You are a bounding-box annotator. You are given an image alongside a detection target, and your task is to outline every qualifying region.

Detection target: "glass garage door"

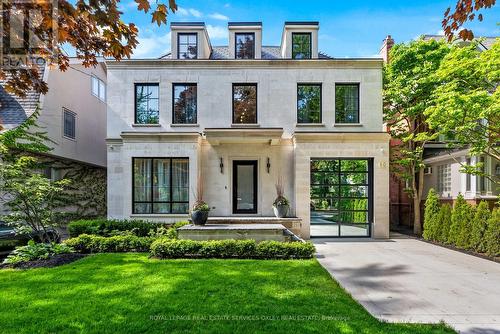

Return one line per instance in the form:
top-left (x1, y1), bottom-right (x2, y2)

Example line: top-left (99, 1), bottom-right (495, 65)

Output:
top-left (310, 158), bottom-right (373, 237)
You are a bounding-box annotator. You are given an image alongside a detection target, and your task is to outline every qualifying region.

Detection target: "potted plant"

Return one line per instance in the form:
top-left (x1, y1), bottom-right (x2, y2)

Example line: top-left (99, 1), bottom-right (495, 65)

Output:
top-left (191, 171), bottom-right (210, 225)
top-left (273, 176), bottom-right (289, 218)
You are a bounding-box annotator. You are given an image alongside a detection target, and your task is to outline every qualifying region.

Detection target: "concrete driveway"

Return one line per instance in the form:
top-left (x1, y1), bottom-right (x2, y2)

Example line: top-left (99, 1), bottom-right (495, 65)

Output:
top-left (314, 235), bottom-right (500, 334)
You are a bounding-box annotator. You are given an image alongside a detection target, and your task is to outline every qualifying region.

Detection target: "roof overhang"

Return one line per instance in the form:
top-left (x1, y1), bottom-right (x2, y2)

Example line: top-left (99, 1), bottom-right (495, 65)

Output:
top-left (293, 131), bottom-right (390, 143)
top-left (119, 131), bottom-right (201, 143)
top-left (204, 128), bottom-right (284, 145)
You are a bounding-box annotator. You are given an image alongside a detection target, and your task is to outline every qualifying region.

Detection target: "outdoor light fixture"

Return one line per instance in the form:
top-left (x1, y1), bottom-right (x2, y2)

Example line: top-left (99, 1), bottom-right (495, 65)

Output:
top-left (266, 157), bottom-right (271, 173)
top-left (220, 157), bottom-right (224, 174)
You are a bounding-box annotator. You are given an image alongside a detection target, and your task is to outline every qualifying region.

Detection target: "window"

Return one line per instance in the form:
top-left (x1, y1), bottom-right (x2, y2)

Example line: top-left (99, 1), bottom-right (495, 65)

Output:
top-left (135, 83), bottom-right (159, 124)
top-left (292, 33), bottom-right (311, 59)
top-left (466, 158), bottom-right (471, 192)
top-left (178, 33), bottom-right (197, 59)
top-left (91, 76), bottom-right (106, 101)
top-left (297, 84), bottom-right (321, 123)
top-left (233, 84), bottom-right (257, 124)
top-left (235, 33), bottom-right (255, 59)
top-left (173, 84), bottom-right (197, 124)
top-left (437, 164), bottom-right (451, 194)
top-left (63, 108), bottom-right (76, 139)
top-left (335, 84), bottom-right (359, 124)
top-left (133, 158), bottom-right (189, 214)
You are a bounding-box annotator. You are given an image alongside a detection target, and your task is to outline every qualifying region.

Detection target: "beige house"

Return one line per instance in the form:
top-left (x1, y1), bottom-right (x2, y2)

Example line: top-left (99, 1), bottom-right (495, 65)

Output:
top-left (106, 21), bottom-right (390, 239)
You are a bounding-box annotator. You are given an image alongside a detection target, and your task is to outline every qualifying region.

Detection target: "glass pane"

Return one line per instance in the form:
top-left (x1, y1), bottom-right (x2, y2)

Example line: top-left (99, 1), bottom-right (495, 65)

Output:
top-left (340, 185), bottom-right (368, 198)
top-left (91, 77), bottom-right (99, 96)
top-left (179, 34), bottom-right (188, 43)
top-left (341, 172), bottom-right (368, 185)
top-left (311, 160), bottom-right (339, 172)
top-left (339, 198), bottom-right (368, 211)
top-left (236, 165), bottom-right (255, 210)
top-left (233, 85), bottom-right (257, 123)
top-left (153, 159), bottom-right (170, 201)
top-left (136, 84), bottom-right (159, 124)
top-left (134, 159), bottom-right (152, 201)
top-left (172, 203), bottom-right (189, 214)
top-left (341, 159), bottom-right (367, 172)
top-left (335, 85), bottom-right (359, 123)
top-left (173, 85), bottom-right (197, 124)
top-left (134, 203), bottom-right (151, 214)
top-left (311, 198), bottom-right (339, 211)
top-left (340, 224), bottom-right (369, 237)
top-left (235, 33), bottom-right (255, 59)
top-left (99, 81), bottom-right (106, 100)
top-left (297, 85), bottom-right (321, 123)
top-left (153, 203), bottom-right (170, 214)
top-left (172, 159), bottom-right (189, 201)
top-left (292, 33), bottom-right (311, 59)
top-left (311, 185), bottom-right (338, 198)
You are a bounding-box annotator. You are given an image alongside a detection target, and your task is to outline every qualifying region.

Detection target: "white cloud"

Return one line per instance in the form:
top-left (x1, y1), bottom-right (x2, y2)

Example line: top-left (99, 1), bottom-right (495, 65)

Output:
top-left (176, 7), bottom-right (189, 16)
top-left (189, 8), bottom-right (203, 18)
top-left (176, 7), bottom-right (202, 18)
top-left (209, 13), bottom-right (229, 21)
top-left (206, 25), bottom-right (227, 39)
top-left (436, 29), bottom-right (445, 36)
top-left (133, 30), bottom-right (171, 58)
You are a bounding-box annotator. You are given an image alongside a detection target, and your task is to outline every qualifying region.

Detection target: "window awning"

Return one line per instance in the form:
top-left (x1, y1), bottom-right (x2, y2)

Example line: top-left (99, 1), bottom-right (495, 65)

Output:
top-left (203, 128), bottom-right (284, 145)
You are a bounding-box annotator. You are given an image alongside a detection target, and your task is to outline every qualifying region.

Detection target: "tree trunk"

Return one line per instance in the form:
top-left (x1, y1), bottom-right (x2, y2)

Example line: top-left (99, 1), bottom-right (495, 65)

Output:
top-left (413, 167), bottom-right (425, 235)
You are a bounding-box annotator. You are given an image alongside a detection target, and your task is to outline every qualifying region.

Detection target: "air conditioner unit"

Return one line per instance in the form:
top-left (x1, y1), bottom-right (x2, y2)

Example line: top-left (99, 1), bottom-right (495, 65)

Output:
top-left (424, 167), bottom-right (433, 175)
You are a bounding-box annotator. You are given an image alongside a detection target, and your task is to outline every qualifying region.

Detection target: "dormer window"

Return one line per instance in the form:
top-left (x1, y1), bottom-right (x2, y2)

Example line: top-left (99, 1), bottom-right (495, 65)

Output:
top-left (292, 32), bottom-right (311, 59)
top-left (235, 33), bottom-right (255, 59)
top-left (178, 33), bottom-right (198, 59)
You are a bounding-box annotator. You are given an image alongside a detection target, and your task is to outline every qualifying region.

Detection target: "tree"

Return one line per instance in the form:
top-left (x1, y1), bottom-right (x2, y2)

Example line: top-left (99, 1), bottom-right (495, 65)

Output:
top-left (484, 207), bottom-right (500, 256)
top-left (384, 39), bottom-right (451, 234)
top-left (470, 201), bottom-right (492, 252)
top-left (423, 188), bottom-right (440, 240)
top-left (426, 39), bottom-right (500, 186)
top-left (442, 0), bottom-right (497, 41)
top-left (0, 0), bottom-right (178, 97)
top-left (436, 204), bottom-right (452, 243)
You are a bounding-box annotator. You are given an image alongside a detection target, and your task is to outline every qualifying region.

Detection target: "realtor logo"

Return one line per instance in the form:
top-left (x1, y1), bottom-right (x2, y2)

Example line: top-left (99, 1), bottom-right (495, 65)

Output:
top-left (1, 0), bottom-right (58, 69)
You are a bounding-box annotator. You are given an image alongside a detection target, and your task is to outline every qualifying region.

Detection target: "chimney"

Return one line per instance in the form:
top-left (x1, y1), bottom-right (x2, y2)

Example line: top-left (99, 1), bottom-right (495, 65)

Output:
top-left (380, 35), bottom-right (395, 63)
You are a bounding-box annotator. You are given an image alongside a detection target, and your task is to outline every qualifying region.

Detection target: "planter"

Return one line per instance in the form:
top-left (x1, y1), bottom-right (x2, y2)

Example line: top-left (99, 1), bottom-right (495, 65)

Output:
top-left (273, 204), bottom-right (289, 218)
top-left (191, 210), bottom-right (209, 226)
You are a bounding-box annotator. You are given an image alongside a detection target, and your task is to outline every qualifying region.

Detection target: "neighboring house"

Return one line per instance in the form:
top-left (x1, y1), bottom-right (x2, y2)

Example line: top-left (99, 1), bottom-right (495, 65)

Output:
top-left (106, 21), bottom-right (390, 239)
top-left (0, 58), bottom-right (108, 218)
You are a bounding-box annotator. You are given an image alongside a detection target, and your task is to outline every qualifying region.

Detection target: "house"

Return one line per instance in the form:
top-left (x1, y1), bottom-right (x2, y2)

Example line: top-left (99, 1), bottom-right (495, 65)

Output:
top-left (106, 21), bottom-right (390, 239)
top-left (0, 58), bottom-right (108, 218)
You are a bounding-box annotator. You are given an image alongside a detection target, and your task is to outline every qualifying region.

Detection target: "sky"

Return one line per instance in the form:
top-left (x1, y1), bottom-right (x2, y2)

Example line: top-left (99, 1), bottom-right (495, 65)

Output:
top-left (117, 0), bottom-right (500, 58)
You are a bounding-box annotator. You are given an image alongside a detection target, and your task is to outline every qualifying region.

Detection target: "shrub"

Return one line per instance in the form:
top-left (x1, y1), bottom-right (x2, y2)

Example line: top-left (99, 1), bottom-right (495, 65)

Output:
top-left (423, 189), bottom-right (440, 241)
top-left (3, 240), bottom-right (73, 265)
top-left (150, 238), bottom-right (315, 259)
top-left (484, 208), bottom-right (500, 257)
top-left (64, 234), bottom-right (152, 253)
top-left (448, 195), bottom-right (474, 247)
top-left (469, 201), bottom-right (491, 253)
top-left (148, 221), bottom-right (190, 239)
top-left (68, 219), bottom-right (173, 237)
top-left (436, 204), bottom-right (452, 243)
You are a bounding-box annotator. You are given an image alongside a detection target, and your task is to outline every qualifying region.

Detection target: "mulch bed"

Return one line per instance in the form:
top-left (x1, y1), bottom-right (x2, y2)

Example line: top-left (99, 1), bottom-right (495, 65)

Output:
top-left (0, 253), bottom-right (87, 270)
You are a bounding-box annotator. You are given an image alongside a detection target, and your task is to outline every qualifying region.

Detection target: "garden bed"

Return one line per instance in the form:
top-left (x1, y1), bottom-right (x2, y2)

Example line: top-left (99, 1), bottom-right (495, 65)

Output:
top-left (0, 253), bottom-right (87, 270)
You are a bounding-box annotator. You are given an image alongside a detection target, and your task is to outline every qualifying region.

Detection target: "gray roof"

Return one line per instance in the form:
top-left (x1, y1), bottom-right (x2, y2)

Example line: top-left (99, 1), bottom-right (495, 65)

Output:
top-left (160, 46), bottom-right (332, 60)
top-left (0, 66), bottom-right (44, 131)
top-left (422, 34), bottom-right (498, 50)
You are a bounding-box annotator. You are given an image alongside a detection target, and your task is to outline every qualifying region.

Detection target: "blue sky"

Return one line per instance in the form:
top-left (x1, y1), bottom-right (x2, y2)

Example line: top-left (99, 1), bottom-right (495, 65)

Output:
top-left (118, 0), bottom-right (500, 58)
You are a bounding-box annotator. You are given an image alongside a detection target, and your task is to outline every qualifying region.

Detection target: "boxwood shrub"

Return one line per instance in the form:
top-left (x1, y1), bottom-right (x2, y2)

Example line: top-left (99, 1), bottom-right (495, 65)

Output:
top-left (65, 234), bottom-right (153, 253)
top-left (150, 238), bottom-right (316, 259)
top-left (68, 219), bottom-right (175, 237)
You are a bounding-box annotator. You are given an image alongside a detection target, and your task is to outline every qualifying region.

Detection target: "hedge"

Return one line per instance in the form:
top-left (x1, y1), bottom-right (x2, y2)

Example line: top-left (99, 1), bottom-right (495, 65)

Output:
top-left (67, 219), bottom-right (174, 237)
top-left (64, 234), bottom-right (153, 253)
top-left (150, 238), bottom-right (316, 259)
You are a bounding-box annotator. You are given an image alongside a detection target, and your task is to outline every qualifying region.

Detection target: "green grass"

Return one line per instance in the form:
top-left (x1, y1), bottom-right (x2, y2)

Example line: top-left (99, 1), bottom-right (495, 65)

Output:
top-left (0, 253), bottom-right (454, 334)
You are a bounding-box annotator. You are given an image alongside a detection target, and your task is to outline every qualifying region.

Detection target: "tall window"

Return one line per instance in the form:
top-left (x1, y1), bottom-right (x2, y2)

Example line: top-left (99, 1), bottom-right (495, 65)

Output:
top-left (178, 33), bottom-right (197, 59)
top-left (292, 33), bottom-right (311, 59)
top-left (135, 83), bottom-right (159, 124)
top-left (437, 164), bottom-right (451, 194)
top-left (235, 33), bottom-right (255, 59)
top-left (91, 76), bottom-right (106, 101)
top-left (173, 84), bottom-right (197, 124)
top-left (233, 84), bottom-right (257, 124)
top-left (335, 84), bottom-right (359, 123)
top-left (297, 84), bottom-right (321, 123)
top-left (63, 108), bottom-right (76, 139)
top-left (133, 158), bottom-right (189, 214)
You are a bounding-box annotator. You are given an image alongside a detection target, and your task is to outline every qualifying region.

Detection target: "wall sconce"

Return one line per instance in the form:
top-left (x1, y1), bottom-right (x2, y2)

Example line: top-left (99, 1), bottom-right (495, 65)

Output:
top-left (266, 157), bottom-right (271, 173)
top-left (219, 157), bottom-right (224, 174)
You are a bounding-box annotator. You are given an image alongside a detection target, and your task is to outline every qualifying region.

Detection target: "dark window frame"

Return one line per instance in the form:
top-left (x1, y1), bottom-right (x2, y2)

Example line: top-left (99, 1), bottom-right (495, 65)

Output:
top-left (134, 83), bottom-right (160, 124)
top-left (132, 157), bottom-right (190, 214)
top-left (232, 83), bottom-right (258, 124)
top-left (234, 32), bottom-right (256, 59)
top-left (177, 32), bottom-right (198, 59)
top-left (292, 32), bottom-right (312, 59)
top-left (62, 108), bottom-right (76, 140)
top-left (297, 83), bottom-right (322, 124)
top-left (172, 83), bottom-right (198, 124)
top-left (232, 160), bottom-right (258, 214)
top-left (335, 83), bottom-right (360, 124)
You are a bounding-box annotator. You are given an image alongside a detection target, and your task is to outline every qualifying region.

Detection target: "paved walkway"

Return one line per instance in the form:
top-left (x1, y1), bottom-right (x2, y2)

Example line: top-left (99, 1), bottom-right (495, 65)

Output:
top-left (314, 235), bottom-right (500, 334)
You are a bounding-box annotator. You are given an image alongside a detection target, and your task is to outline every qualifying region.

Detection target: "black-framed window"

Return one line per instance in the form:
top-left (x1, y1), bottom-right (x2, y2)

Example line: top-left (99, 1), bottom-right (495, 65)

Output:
top-left (133, 158), bottom-right (189, 214)
top-left (63, 108), bottom-right (76, 139)
top-left (178, 33), bottom-right (197, 59)
top-left (297, 84), bottom-right (321, 123)
top-left (235, 32), bottom-right (255, 59)
top-left (233, 84), bottom-right (257, 124)
top-left (310, 158), bottom-right (373, 237)
top-left (135, 83), bottom-right (159, 124)
top-left (335, 83), bottom-right (359, 124)
top-left (292, 33), bottom-right (311, 59)
top-left (173, 84), bottom-right (197, 124)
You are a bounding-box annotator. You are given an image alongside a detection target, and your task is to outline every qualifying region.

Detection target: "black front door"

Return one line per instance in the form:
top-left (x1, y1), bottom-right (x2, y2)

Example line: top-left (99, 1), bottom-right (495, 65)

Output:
top-left (233, 160), bottom-right (258, 214)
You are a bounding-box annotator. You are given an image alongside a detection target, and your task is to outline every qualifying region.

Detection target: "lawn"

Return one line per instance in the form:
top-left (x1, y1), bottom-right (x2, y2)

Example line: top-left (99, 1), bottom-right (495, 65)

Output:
top-left (0, 253), bottom-right (454, 334)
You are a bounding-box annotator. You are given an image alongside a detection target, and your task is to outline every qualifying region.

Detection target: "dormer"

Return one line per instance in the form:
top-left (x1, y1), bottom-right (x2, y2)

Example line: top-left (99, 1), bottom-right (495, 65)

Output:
top-left (228, 22), bottom-right (262, 59)
top-left (170, 22), bottom-right (212, 59)
top-left (280, 21), bottom-right (319, 59)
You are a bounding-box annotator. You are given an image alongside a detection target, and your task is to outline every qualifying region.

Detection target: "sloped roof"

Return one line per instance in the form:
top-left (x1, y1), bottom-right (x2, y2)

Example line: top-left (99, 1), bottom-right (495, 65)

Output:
top-left (422, 34), bottom-right (498, 50)
top-left (0, 66), bottom-right (45, 131)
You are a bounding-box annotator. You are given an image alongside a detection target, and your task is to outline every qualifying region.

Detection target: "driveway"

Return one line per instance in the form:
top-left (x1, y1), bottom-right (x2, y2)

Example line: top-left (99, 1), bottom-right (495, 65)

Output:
top-left (314, 235), bottom-right (500, 334)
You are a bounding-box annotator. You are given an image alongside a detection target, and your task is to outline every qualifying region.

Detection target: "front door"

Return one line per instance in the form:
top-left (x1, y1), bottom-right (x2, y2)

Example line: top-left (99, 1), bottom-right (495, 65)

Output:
top-left (233, 160), bottom-right (258, 214)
